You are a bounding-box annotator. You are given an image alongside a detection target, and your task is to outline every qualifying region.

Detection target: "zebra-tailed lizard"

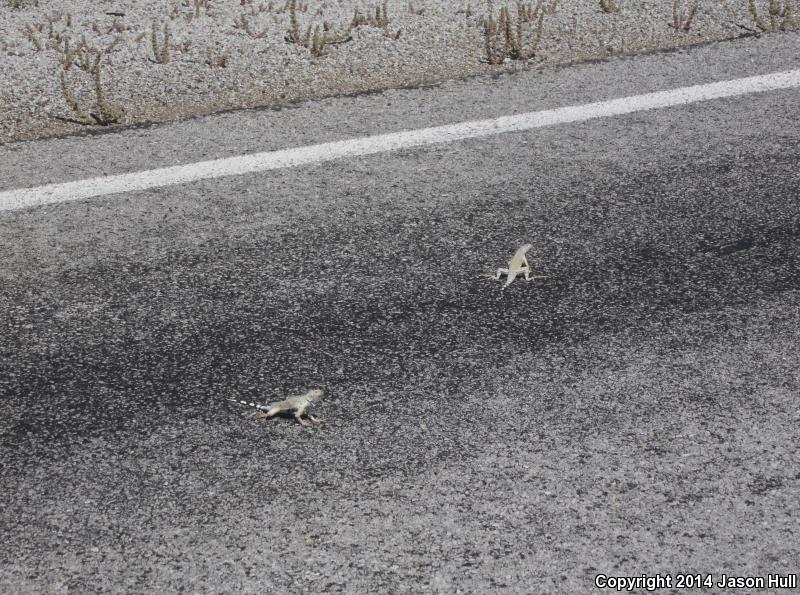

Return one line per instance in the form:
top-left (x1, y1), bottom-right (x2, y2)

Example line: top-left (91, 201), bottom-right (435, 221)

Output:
top-left (229, 388), bottom-right (324, 427)
top-left (491, 243), bottom-right (547, 289)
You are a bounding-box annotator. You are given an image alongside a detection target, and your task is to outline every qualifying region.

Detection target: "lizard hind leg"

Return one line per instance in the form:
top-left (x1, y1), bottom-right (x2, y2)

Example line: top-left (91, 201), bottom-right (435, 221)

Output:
top-left (502, 270), bottom-right (520, 289)
top-left (494, 267), bottom-right (509, 280)
top-left (523, 269), bottom-right (547, 282)
top-left (255, 405), bottom-right (280, 420)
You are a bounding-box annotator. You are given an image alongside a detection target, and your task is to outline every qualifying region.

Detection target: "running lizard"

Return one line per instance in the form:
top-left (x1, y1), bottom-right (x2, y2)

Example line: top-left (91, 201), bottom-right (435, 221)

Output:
top-left (229, 388), bottom-right (324, 427)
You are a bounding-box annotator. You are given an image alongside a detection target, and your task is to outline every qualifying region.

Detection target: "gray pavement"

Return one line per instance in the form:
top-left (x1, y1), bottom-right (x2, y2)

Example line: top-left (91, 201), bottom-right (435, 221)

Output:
top-left (1, 32), bottom-right (799, 594)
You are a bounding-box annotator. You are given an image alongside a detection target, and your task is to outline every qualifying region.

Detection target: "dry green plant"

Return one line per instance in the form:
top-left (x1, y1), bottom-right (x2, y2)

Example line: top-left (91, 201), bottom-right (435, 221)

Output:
top-left (59, 69), bottom-right (91, 124)
top-left (672, 1), bottom-right (695, 29)
top-left (103, 34), bottom-right (127, 54)
top-left (194, 0), bottom-right (209, 17)
top-left (42, 14), bottom-right (61, 47)
top-left (290, 21), bottom-right (331, 55)
top-left (483, 10), bottom-right (503, 62)
top-left (59, 53), bottom-right (121, 125)
top-left (373, 0), bottom-right (390, 28)
top-left (60, 34), bottom-right (123, 72)
top-left (23, 24), bottom-right (44, 50)
top-left (349, 0), bottom-right (402, 38)
top-left (285, 0), bottom-right (354, 56)
top-left (245, 1), bottom-right (273, 15)
top-left (22, 14), bottom-right (73, 52)
top-left (483, 0), bottom-right (557, 64)
top-left (60, 36), bottom-right (76, 68)
top-left (308, 24), bottom-right (327, 56)
top-left (150, 20), bottom-right (172, 63)
top-left (76, 44), bottom-right (95, 70)
top-left (60, 35), bottom-right (91, 71)
top-left (671, 0), bottom-right (698, 30)
top-left (92, 55), bottom-right (122, 124)
top-left (350, 8), bottom-right (367, 26)
top-left (234, 13), bottom-right (268, 37)
top-left (21, 16), bottom-right (71, 51)
top-left (278, 0), bottom-right (306, 12)
top-left (287, 0), bottom-right (304, 42)
top-left (106, 18), bottom-right (126, 34)
top-left (747, 0), bottom-right (795, 30)
top-left (599, 0), bottom-right (620, 12)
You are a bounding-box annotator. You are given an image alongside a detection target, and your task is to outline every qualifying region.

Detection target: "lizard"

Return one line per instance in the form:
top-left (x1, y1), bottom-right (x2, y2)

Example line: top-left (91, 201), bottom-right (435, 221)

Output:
top-left (229, 388), bottom-right (324, 427)
top-left (491, 243), bottom-right (547, 290)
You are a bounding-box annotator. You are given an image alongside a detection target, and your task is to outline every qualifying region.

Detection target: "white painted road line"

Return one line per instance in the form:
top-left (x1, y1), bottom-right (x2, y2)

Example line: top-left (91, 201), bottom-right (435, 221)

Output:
top-left (2, 69), bottom-right (800, 212)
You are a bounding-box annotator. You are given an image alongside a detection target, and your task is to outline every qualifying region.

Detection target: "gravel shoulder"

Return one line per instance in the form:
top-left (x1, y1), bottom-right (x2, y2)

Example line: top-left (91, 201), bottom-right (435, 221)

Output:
top-left (1, 0), bottom-right (797, 144)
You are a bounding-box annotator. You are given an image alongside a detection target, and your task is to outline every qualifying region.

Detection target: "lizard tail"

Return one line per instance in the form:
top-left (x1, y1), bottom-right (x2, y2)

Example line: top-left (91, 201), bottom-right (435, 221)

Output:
top-left (228, 399), bottom-right (269, 411)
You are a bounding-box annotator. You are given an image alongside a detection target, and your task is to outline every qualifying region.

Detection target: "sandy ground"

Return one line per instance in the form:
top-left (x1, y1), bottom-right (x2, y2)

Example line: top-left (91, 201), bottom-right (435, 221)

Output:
top-left (1, 0), bottom-right (797, 144)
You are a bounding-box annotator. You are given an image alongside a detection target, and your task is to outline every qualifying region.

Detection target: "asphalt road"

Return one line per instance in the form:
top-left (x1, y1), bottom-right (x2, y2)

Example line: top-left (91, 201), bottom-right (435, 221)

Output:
top-left (1, 33), bottom-right (799, 593)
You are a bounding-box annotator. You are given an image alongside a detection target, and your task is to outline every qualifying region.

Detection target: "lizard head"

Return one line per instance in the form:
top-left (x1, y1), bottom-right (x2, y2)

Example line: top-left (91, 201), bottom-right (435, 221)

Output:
top-left (307, 388), bottom-right (324, 401)
top-left (520, 243), bottom-right (533, 253)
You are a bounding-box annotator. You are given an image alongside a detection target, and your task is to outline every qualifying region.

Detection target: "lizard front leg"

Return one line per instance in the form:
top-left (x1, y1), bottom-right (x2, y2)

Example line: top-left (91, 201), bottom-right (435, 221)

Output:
top-left (296, 414), bottom-right (314, 427)
top-left (292, 400), bottom-right (316, 427)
